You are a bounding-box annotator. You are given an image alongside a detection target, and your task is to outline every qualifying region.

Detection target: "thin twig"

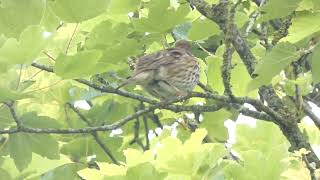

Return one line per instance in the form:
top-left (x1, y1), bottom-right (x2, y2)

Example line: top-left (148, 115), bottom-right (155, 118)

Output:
top-left (67, 103), bottom-right (120, 165)
top-left (16, 64), bottom-right (23, 90)
top-left (24, 80), bottom-right (62, 94)
top-left (3, 102), bottom-right (23, 128)
top-left (26, 70), bottom-right (43, 81)
top-left (130, 119), bottom-right (146, 150)
top-left (30, 62), bottom-right (279, 121)
top-left (189, 0), bottom-right (320, 170)
top-left (196, 42), bottom-right (214, 56)
top-left (43, 51), bottom-right (56, 62)
top-left (141, 102), bottom-right (150, 150)
top-left (65, 23), bottom-right (79, 54)
top-left (91, 133), bottom-right (120, 165)
top-left (56, 22), bottom-right (64, 31)
top-left (244, 0), bottom-right (266, 37)
top-left (148, 113), bottom-right (163, 129)
top-left (0, 96), bottom-right (196, 135)
top-left (198, 82), bottom-right (213, 93)
top-left (303, 154), bottom-right (317, 180)
top-left (302, 101), bottom-right (320, 130)
top-left (221, 0), bottom-right (238, 98)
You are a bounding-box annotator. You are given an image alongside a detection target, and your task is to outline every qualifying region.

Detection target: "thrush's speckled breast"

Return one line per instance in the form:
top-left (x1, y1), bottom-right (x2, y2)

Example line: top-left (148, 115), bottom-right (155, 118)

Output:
top-left (118, 40), bottom-right (200, 100)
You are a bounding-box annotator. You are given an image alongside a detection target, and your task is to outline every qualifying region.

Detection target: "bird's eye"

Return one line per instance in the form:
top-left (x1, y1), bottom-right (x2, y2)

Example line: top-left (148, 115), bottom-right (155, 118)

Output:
top-left (170, 50), bottom-right (183, 57)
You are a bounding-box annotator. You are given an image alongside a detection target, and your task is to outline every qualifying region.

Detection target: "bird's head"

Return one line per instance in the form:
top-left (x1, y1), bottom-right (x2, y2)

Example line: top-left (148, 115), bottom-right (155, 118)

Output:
top-left (174, 40), bottom-right (192, 51)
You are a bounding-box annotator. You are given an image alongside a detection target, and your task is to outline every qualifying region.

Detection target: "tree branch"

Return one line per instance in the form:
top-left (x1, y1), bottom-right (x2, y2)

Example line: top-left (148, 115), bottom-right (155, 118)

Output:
top-left (189, 0), bottom-right (320, 169)
top-left (4, 101), bottom-right (23, 128)
top-left (302, 101), bottom-right (320, 130)
top-left (67, 103), bottom-right (120, 165)
top-left (189, 0), bottom-right (256, 74)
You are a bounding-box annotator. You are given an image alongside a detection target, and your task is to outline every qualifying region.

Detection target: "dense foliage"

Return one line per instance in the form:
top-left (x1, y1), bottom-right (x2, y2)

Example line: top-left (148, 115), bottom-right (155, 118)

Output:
top-left (0, 0), bottom-right (320, 179)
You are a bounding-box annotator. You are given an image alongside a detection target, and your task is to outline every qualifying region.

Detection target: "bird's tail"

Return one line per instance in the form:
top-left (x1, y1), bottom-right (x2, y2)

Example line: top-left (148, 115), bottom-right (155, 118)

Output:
top-left (115, 78), bottom-right (132, 90)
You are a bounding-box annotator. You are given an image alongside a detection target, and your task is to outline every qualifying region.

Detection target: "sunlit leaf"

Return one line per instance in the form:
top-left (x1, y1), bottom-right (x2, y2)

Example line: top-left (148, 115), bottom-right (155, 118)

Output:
top-left (0, 26), bottom-right (50, 67)
top-left (54, 50), bottom-right (103, 79)
top-left (85, 20), bottom-right (132, 49)
top-left (284, 11), bottom-right (320, 43)
top-left (206, 55), bottom-right (224, 94)
top-left (311, 44), bottom-right (320, 83)
top-left (40, 163), bottom-right (85, 180)
top-left (200, 109), bottom-right (231, 142)
top-left (247, 42), bottom-right (299, 91)
top-left (0, 87), bottom-right (30, 102)
top-left (260, 0), bottom-right (302, 21)
top-left (126, 163), bottom-right (167, 180)
top-left (0, 0), bottom-right (45, 38)
top-left (108, 0), bottom-right (141, 14)
top-left (52, 0), bottom-right (111, 22)
top-left (188, 18), bottom-right (220, 40)
top-left (133, 0), bottom-right (190, 33)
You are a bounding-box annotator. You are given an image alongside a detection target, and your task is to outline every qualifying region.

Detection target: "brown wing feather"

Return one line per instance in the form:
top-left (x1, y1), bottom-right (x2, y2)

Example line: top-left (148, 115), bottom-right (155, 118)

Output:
top-left (133, 48), bottom-right (188, 75)
top-left (117, 46), bottom-right (197, 90)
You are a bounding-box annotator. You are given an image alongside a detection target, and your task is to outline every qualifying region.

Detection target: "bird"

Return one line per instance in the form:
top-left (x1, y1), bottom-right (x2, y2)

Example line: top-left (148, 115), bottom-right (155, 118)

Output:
top-left (117, 40), bottom-right (200, 100)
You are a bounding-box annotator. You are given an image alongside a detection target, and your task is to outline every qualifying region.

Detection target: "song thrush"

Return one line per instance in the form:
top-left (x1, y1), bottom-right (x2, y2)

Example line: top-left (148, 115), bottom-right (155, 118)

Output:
top-left (117, 40), bottom-right (200, 100)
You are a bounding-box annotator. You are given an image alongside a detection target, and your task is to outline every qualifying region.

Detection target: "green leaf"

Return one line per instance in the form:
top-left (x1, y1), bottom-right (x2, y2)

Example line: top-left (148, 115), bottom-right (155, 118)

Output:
top-left (200, 109), bottom-right (231, 142)
top-left (61, 135), bottom-right (124, 163)
top-left (40, 1), bottom-right (61, 31)
top-left (7, 113), bottom-right (60, 171)
top-left (0, 0), bottom-right (45, 38)
top-left (247, 42), bottom-right (299, 91)
top-left (109, 0), bottom-right (141, 14)
top-left (79, 162), bottom-right (126, 179)
top-left (0, 168), bottom-right (11, 180)
top-left (100, 39), bottom-right (141, 64)
top-left (87, 99), bottom-right (132, 126)
top-left (298, 0), bottom-right (315, 11)
top-left (37, 82), bottom-right (75, 107)
top-left (204, 0), bottom-right (219, 4)
top-left (235, 11), bottom-right (249, 28)
top-left (188, 18), bottom-right (220, 40)
top-left (60, 136), bottom-right (93, 161)
top-left (155, 129), bottom-right (225, 177)
top-left (27, 134), bottom-right (60, 160)
top-left (52, 0), bottom-right (111, 23)
top-left (6, 153), bottom-right (72, 179)
top-left (232, 121), bottom-right (290, 180)
top-left (40, 163), bottom-right (85, 180)
top-left (85, 21), bottom-right (132, 49)
top-left (224, 150), bottom-right (279, 180)
top-left (0, 34), bottom-right (7, 47)
top-left (0, 87), bottom-right (30, 102)
top-left (95, 134), bottom-right (124, 162)
top-left (133, 0), bottom-right (190, 33)
top-left (284, 12), bottom-right (320, 43)
top-left (8, 133), bottom-right (32, 171)
top-left (0, 26), bottom-right (50, 67)
top-left (311, 44), bottom-right (320, 83)
top-left (206, 45), bottom-right (254, 96)
top-left (234, 121), bottom-right (289, 153)
top-left (22, 112), bottom-right (62, 129)
top-left (20, 113), bottom-right (60, 159)
top-left (260, 0), bottom-right (302, 21)
top-left (124, 149), bottom-right (154, 167)
top-left (225, 148), bottom-right (289, 180)
top-left (314, 0), bottom-right (320, 10)
top-left (126, 163), bottom-right (167, 180)
top-left (0, 105), bottom-right (14, 129)
top-left (206, 55), bottom-right (224, 94)
top-left (53, 50), bottom-right (103, 79)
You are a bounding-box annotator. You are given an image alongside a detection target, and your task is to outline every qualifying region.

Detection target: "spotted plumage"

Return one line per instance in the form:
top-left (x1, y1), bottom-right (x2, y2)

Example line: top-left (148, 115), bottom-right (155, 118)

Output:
top-left (117, 40), bottom-right (200, 100)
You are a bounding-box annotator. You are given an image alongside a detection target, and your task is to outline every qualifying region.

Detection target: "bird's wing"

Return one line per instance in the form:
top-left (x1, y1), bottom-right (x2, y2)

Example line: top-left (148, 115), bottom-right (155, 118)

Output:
top-left (133, 48), bottom-right (188, 75)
